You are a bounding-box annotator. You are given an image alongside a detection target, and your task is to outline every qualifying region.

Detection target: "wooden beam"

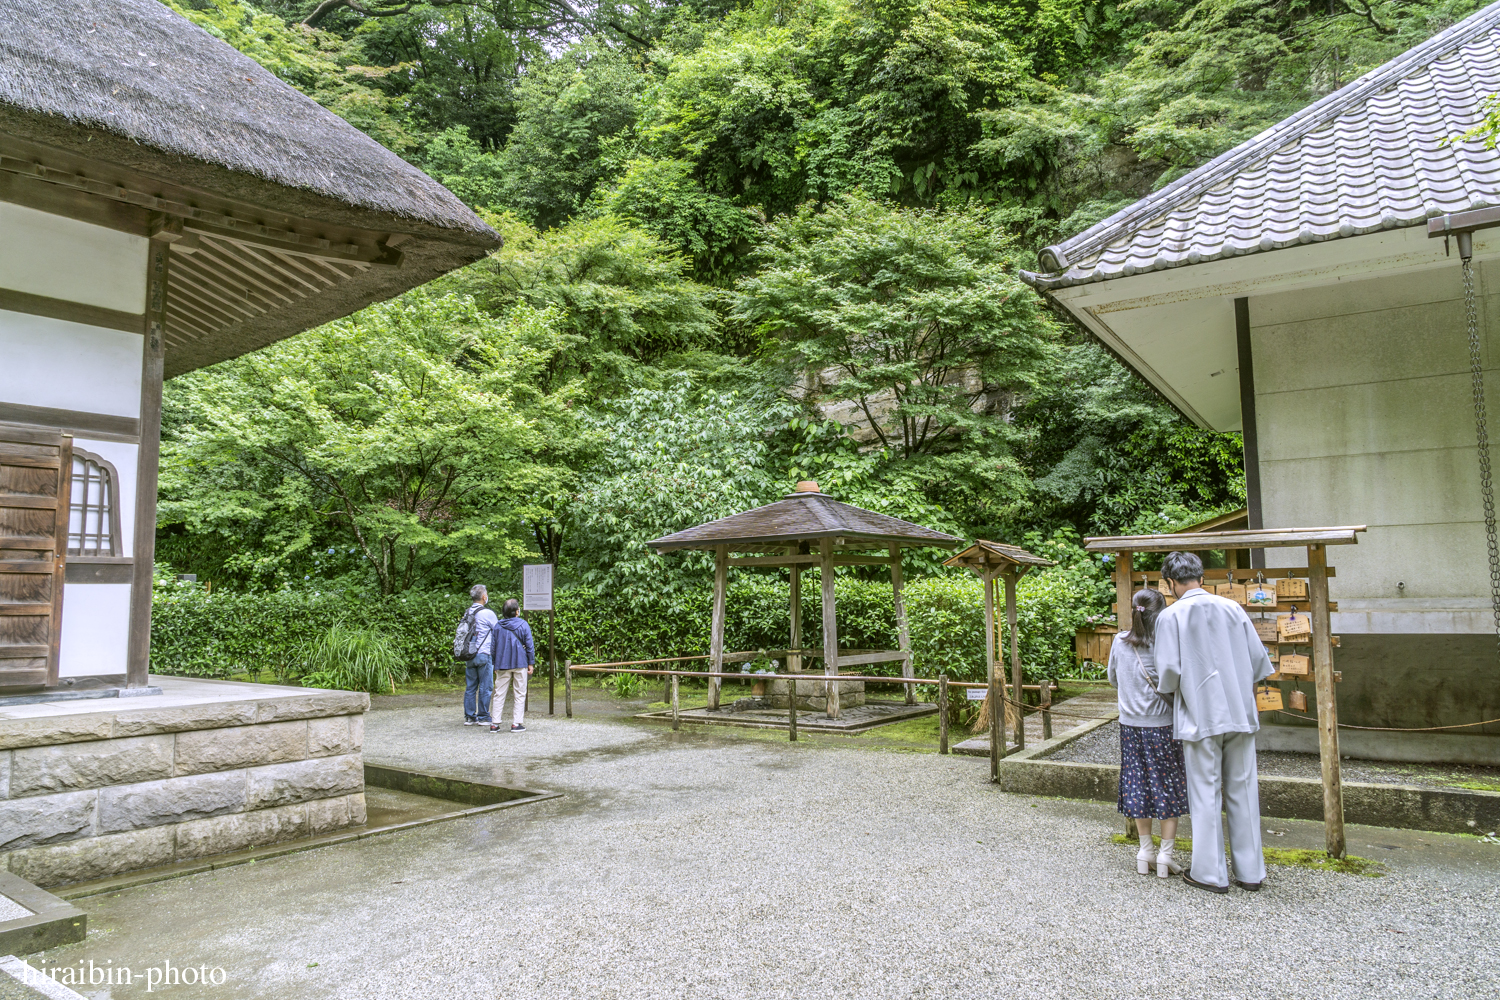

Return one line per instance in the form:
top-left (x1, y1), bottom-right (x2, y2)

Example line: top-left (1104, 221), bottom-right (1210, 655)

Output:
top-left (820, 537), bottom-right (840, 720)
top-left (1308, 544), bottom-right (1345, 859)
top-left (126, 242), bottom-right (167, 689)
top-left (730, 554), bottom-right (818, 566)
top-left (890, 543), bottom-right (914, 705)
top-left (1085, 526), bottom-right (1366, 552)
top-left (0, 403), bottom-right (139, 444)
top-left (707, 544), bottom-right (728, 711)
top-left (1004, 566), bottom-right (1024, 752)
top-left (0, 287), bottom-right (143, 335)
top-left (985, 566), bottom-right (999, 780)
top-left (834, 650), bottom-right (910, 667)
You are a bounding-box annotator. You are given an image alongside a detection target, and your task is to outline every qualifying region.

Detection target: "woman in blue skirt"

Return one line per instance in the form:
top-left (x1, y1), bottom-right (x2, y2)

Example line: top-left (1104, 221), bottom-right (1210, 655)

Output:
top-left (1108, 588), bottom-right (1189, 878)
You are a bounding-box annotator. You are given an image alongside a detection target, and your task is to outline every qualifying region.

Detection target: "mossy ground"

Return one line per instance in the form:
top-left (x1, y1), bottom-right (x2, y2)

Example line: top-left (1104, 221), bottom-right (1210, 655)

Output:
top-left (1111, 834), bottom-right (1385, 876)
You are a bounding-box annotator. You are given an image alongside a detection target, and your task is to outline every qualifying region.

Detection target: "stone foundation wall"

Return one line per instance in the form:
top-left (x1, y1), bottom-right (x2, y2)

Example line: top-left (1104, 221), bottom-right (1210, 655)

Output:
top-left (767, 678), bottom-right (865, 711)
top-left (0, 690), bottom-right (368, 886)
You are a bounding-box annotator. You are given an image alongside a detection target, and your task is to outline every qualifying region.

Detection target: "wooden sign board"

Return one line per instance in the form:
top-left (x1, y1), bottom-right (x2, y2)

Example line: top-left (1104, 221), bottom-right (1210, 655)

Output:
top-left (522, 564), bottom-right (553, 612)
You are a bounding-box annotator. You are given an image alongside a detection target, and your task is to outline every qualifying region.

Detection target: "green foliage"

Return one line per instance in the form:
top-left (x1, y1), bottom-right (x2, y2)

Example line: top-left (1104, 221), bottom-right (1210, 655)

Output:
top-left (159, 291), bottom-right (568, 593)
top-left (300, 622), bottom-right (409, 693)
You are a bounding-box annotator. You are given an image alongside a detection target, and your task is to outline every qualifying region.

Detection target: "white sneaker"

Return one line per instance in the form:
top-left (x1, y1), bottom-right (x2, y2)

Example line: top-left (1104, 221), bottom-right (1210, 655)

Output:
top-left (1157, 845), bottom-right (1183, 878)
top-left (1136, 842), bottom-right (1156, 875)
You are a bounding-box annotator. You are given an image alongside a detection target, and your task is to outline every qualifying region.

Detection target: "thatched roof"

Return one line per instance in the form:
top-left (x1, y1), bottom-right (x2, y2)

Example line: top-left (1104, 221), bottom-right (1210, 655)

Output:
top-left (0, 1), bottom-right (502, 375)
top-left (648, 486), bottom-right (961, 552)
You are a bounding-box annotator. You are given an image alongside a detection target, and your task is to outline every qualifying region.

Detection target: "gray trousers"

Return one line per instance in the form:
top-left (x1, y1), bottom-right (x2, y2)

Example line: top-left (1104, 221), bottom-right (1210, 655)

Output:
top-left (1181, 731), bottom-right (1266, 886)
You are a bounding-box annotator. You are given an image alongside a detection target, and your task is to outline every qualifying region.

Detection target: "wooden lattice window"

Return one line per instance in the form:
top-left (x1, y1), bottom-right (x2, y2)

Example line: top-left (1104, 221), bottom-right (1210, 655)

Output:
top-left (67, 450), bottom-right (121, 558)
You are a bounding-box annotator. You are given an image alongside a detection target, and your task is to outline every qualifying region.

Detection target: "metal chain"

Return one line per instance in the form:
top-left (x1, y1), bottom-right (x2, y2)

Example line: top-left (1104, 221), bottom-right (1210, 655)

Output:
top-left (1461, 259), bottom-right (1500, 654)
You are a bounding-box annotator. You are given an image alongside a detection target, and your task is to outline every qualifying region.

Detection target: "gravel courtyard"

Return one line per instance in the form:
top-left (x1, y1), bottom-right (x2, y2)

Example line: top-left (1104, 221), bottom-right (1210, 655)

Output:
top-left (30, 693), bottom-right (1500, 999)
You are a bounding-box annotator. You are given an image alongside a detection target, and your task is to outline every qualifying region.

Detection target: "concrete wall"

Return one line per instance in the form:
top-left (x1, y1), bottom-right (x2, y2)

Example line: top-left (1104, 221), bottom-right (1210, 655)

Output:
top-left (0, 690), bottom-right (367, 886)
top-left (1250, 263), bottom-right (1500, 732)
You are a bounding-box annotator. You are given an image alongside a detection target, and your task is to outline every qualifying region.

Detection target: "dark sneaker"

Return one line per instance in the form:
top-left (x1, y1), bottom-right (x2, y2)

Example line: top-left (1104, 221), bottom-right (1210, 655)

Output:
top-left (511, 724), bottom-right (526, 733)
top-left (489, 722), bottom-right (502, 732)
top-left (1233, 880), bottom-right (1263, 892)
top-left (464, 718), bottom-right (477, 726)
top-left (1183, 872), bottom-right (1229, 894)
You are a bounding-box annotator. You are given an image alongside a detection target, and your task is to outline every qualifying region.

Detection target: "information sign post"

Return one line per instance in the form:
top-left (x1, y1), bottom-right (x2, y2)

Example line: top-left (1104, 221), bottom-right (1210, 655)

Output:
top-left (523, 564), bottom-right (555, 714)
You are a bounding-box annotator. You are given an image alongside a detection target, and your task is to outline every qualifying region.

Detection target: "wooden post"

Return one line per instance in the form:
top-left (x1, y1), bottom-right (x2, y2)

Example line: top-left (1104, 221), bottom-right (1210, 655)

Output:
top-left (788, 544), bottom-right (802, 716)
top-left (671, 674), bottom-right (680, 731)
top-left (708, 544), bottom-right (728, 711)
top-left (1040, 680), bottom-right (1053, 741)
top-left (548, 609), bottom-right (556, 716)
top-left (1005, 567), bottom-right (1024, 753)
top-left (564, 660), bottom-right (573, 718)
top-left (788, 679), bottom-right (798, 742)
top-left (126, 240), bottom-right (169, 689)
top-left (985, 565), bottom-right (1000, 779)
top-left (1115, 550), bottom-right (1133, 842)
top-left (938, 674), bottom-right (949, 754)
top-left (890, 543), bottom-right (914, 705)
top-left (1307, 543), bottom-right (1345, 858)
top-left (820, 537), bottom-right (840, 719)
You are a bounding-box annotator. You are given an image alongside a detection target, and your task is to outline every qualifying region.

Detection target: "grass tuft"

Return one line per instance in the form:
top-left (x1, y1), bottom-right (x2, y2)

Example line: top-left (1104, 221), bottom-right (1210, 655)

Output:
top-left (1110, 835), bottom-right (1384, 876)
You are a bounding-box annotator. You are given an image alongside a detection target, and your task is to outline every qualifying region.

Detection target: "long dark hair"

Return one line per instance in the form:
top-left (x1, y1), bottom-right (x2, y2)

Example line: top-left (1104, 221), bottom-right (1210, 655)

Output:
top-left (1124, 588), bottom-right (1167, 649)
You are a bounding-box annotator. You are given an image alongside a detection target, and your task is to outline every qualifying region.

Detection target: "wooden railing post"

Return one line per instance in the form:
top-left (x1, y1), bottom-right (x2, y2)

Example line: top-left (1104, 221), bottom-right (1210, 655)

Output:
top-left (1040, 681), bottom-right (1053, 741)
top-left (671, 673), bottom-right (680, 731)
top-left (788, 681), bottom-right (798, 742)
top-left (564, 659), bottom-right (573, 719)
top-left (938, 674), bottom-right (949, 754)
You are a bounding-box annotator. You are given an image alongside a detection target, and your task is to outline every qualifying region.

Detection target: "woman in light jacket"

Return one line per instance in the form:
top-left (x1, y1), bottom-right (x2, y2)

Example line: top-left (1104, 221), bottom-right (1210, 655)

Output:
top-left (1108, 588), bottom-right (1189, 878)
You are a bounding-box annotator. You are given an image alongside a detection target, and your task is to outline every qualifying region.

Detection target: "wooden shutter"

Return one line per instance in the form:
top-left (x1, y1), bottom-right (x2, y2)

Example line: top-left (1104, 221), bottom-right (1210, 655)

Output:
top-left (0, 425), bottom-right (71, 687)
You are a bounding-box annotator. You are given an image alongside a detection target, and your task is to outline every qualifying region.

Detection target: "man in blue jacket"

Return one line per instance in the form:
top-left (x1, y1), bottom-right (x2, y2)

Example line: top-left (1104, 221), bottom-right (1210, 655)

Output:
top-left (490, 598), bottom-right (536, 733)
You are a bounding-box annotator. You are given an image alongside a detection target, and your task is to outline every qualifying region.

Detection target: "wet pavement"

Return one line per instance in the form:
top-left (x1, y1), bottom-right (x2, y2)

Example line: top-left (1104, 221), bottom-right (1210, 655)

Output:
top-left (22, 687), bottom-right (1500, 999)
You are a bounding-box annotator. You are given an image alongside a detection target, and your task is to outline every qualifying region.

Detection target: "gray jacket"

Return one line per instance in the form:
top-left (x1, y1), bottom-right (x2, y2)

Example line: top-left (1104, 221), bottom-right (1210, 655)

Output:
top-left (1107, 632), bottom-right (1174, 728)
top-left (1155, 588), bottom-right (1275, 742)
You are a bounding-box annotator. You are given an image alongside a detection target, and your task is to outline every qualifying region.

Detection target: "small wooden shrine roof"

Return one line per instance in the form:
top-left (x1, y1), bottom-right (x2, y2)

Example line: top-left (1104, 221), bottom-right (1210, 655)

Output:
top-left (943, 539), bottom-right (1055, 572)
top-left (648, 483), bottom-right (961, 553)
top-left (1175, 508), bottom-right (1249, 534)
top-left (1084, 525), bottom-right (1366, 553)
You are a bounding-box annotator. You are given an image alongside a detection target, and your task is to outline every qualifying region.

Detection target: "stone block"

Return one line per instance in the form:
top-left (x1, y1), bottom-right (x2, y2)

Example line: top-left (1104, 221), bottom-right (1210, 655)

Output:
top-left (173, 721), bottom-right (309, 775)
top-left (250, 691), bottom-right (369, 725)
top-left (0, 716), bottom-right (113, 751)
top-left (245, 754), bottom-right (363, 811)
top-left (0, 791), bottom-right (97, 851)
top-left (307, 716), bottom-right (360, 757)
top-left (0, 751), bottom-right (10, 799)
top-left (348, 713), bottom-right (364, 750)
top-left (349, 791), bottom-right (366, 825)
top-left (97, 771), bottom-right (246, 833)
top-left (7, 826), bottom-right (175, 887)
top-left (109, 701), bottom-right (259, 739)
top-left (305, 793), bottom-right (359, 835)
top-left (11, 736), bottom-right (174, 797)
top-left (173, 803), bottom-right (307, 860)
top-left (767, 678), bottom-right (866, 710)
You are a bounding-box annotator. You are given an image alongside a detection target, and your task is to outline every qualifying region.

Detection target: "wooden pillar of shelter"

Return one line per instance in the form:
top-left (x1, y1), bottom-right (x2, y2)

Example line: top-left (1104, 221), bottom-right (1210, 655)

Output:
top-left (127, 240), bottom-right (169, 689)
top-left (1307, 543), bottom-right (1345, 858)
top-left (788, 544), bottom-right (802, 715)
top-left (707, 544), bottom-right (728, 711)
top-left (1004, 567), bottom-right (1024, 752)
top-left (985, 565), bottom-right (1000, 779)
top-left (1113, 549), bottom-right (1135, 837)
top-left (890, 543), bottom-right (915, 705)
top-left (820, 537), bottom-right (840, 719)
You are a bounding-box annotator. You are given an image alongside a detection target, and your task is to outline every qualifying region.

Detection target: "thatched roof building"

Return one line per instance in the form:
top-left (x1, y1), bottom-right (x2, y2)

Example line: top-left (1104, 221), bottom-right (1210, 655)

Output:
top-left (0, 0), bottom-right (500, 377)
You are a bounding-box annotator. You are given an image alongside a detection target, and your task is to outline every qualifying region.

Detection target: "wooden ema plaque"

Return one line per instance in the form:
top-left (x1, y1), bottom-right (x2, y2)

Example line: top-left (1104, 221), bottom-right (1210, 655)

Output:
top-left (1289, 689), bottom-right (1309, 712)
top-left (1253, 618), bottom-right (1279, 643)
top-left (1279, 653), bottom-right (1311, 676)
top-left (1256, 684), bottom-right (1284, 712)
top-left (1278, 612), bottom-right (1312, 641)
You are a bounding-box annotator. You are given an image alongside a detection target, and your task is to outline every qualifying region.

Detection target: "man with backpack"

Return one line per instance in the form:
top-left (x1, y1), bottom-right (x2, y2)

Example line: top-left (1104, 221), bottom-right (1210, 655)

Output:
top-left (490, 598), bottom-right (536, 733)
top-left (454, 584), bottom-right (499, 726)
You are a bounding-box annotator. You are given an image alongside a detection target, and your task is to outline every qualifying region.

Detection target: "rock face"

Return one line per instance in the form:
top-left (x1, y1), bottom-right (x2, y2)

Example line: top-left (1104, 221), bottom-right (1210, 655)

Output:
top-left (0, 688), bottom-right (368, 886)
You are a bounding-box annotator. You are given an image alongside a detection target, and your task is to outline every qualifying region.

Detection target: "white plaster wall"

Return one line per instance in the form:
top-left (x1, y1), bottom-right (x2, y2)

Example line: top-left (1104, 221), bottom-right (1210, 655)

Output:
top-left (0, 311), bottom-right (142, 418)
top-left (1250, 262), bottom-right (1500, 633)
top-left (0, 203), bottom-right (147, 313)
top-left (73, 437), bottom-right (138, 553)
top-left (57, 583), bottom-right (131, 678)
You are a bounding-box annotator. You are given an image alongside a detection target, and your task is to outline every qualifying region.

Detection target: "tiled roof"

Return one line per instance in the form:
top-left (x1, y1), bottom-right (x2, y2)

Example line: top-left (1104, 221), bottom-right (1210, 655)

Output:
top-left (1021, 1), bottom-right (1500, 291)
top-left (648, 492), bottom-right (961, 551)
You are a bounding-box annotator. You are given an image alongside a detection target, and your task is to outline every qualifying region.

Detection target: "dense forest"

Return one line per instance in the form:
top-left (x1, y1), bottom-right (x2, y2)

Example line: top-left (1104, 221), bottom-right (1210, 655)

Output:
top-left (154, 0), bottom-right (1479, 610)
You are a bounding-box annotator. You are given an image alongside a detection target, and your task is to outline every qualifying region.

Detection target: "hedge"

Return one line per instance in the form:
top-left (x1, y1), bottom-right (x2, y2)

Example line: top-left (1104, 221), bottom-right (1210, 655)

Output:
top-left (150, 569), bottom-right (1103, 685)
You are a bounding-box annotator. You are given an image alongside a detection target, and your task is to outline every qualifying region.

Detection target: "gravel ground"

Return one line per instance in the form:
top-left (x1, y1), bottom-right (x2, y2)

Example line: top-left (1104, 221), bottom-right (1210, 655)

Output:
top-left (1049, 720), bottom-right (1500, 789)
top-left (32, 696), bottom-right (1500, 1000)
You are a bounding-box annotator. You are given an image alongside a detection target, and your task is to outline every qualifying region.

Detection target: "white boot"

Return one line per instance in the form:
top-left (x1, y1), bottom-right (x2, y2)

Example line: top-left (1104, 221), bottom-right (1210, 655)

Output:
top-left (1157, 839), bottom-right (1183, 878)
top-left (1136, 835), bottom-right (1156, 875)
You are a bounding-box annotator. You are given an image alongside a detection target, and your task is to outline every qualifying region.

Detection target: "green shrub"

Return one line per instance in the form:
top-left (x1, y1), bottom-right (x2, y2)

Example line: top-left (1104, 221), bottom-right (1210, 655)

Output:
top-left (299, 623), bottom-right (409, 694)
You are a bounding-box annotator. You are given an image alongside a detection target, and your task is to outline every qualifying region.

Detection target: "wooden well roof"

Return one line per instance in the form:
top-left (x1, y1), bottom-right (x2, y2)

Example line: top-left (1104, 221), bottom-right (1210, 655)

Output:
top-left (648, 488), bottom-right (961, 553)
top-left (943, 540), bottom-right (1055, 573)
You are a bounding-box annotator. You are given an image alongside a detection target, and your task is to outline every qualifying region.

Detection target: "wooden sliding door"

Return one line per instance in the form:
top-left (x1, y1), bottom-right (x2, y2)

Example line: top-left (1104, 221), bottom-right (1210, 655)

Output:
top-left (0, 425), bottom-right (71, 687)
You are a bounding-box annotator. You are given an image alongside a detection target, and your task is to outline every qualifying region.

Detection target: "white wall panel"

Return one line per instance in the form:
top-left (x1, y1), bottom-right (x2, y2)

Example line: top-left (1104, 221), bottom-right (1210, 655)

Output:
top-left (0, 311), bottom-right (142, 417)
top-left (57, 583), bottom-right (131, 678)
top-left (0, 203), bottom-right (147, 313)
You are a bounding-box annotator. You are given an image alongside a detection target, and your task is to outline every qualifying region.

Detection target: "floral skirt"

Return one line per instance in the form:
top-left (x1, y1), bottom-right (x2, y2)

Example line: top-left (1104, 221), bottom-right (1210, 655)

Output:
top-left (1117, 724), bottom-right (1189, 819)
